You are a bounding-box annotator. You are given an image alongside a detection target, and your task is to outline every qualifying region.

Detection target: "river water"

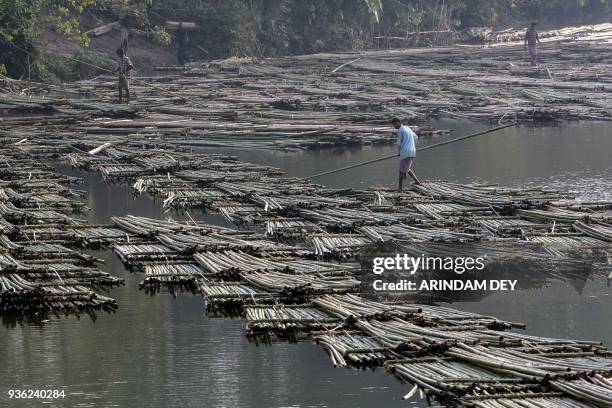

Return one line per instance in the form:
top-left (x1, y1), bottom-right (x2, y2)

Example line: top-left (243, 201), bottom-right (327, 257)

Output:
top-left (1, 121), bottom-right (611, 407)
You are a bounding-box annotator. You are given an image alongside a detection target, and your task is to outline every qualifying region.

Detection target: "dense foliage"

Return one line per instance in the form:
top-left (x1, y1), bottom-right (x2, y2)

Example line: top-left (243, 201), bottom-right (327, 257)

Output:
top-left (0, 0), bottom-right (101, 80)
top-left (146, 0), bottom-right (612, 60)
top-left (1, 0), bottom-right (611, 81)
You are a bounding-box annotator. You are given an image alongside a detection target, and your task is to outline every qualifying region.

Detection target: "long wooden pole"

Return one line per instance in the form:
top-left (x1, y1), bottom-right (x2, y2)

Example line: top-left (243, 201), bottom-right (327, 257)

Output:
top-left (301, 122), bottom-right (516, 180)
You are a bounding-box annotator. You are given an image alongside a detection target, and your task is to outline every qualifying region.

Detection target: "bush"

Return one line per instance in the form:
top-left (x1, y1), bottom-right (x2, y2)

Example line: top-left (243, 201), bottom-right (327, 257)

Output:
top-left (148, 25), bottom-right (171, 46)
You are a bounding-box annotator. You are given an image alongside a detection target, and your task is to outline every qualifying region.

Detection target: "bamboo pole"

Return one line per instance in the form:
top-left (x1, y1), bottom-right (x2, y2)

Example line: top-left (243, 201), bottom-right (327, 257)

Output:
top-left (302, 123), bottom-right (516, 180)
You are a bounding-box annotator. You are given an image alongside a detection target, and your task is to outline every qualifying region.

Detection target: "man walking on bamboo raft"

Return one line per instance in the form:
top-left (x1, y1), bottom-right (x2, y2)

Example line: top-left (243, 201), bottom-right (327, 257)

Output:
top-left (116, 47), bottom-right (134, 104)
top-left (524, 22), bottom-right (543, 66)
top-left (392, 118), bottom-right (420, 191)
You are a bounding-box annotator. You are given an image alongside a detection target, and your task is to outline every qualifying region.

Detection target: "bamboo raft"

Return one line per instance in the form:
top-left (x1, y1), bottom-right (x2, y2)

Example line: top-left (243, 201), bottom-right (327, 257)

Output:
top-left (3, 23), bottom-right (612, 160)
top-left (66, 145), bottom-right (608, 405)
top-left (0, 148), bottom-right (125, 321)
top-left (1, 170), bottom-right (609, 405)
top-left (1, 133), bottom-right (610, 403)
top-left (2, 27), bottom-right (612, 402)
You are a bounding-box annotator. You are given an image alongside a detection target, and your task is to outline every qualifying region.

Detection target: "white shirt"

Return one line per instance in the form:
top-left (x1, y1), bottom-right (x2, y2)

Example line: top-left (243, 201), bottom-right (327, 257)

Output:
top-left (397, 125), bottom-right (418, 159)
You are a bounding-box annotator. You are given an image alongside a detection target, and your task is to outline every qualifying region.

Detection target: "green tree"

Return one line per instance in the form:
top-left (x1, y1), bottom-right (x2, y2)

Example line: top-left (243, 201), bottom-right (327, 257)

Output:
top-left (0, 0), bottom-right (99, 80)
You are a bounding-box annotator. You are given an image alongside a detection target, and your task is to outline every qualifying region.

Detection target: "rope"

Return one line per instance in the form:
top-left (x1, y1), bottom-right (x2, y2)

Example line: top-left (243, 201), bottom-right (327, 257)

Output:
top-left (301, 122), bottom-right (517, 180)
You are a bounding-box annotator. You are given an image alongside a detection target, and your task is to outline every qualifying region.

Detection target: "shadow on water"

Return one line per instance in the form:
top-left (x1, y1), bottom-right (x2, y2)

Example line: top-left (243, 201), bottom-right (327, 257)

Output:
top-left (1, 122), bottom-right (611, 407)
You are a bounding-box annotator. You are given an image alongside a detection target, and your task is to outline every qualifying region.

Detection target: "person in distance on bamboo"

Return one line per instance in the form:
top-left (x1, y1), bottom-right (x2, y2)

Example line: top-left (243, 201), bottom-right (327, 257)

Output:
top-left (116, 48), bottom-right (134, 104)
top-left (392, 118), bottom-right (420, 191)
top-left (524, 22), bottom-right (543, 66)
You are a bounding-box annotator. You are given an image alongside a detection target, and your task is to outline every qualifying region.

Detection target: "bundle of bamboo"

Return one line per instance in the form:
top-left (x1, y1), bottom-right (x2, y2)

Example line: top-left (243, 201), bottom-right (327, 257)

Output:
top-left (245, 304), bottom-right (340, 335)
top-left (315, 332), bottom-right (389, 368)
top-left (241, 271), bottom-right (360, 296)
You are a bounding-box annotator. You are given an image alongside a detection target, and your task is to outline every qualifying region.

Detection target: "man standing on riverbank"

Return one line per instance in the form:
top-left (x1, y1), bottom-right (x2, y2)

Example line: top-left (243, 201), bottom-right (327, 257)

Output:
top-left (524, 22), bottom-right (543, 65)
top-left (392, 118), bottom-right (420, 191)
top-left (116, 48), bottom-right (134, 104)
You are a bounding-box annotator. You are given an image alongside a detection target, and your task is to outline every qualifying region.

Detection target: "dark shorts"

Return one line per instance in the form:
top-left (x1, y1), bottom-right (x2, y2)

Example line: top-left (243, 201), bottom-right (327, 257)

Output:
top-left (399, 157), bottom-right (414, 175)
